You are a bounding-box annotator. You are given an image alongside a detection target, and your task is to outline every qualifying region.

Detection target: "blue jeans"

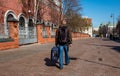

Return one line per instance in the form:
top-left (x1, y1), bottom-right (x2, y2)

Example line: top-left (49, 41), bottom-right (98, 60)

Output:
top-left (58, 45), bottom-right (70, 68)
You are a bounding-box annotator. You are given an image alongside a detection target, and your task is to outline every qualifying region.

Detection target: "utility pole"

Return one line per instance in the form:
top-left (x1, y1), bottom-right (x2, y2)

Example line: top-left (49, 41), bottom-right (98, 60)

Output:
top-left (110, 14), bottom-right (115, 39)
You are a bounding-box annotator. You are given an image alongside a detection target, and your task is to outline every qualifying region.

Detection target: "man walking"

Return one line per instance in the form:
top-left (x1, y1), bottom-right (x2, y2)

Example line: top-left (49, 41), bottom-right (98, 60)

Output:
top-left (55, 19), bottom-right (72, 69)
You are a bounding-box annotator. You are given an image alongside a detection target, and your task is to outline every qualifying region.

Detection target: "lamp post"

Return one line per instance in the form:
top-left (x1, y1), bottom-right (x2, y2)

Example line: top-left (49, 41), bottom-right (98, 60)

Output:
top-left (110, 14), bottom-right (115, 39)
top-left (28, 10), bottom-right (31, 26)
top-left (28, 10), bottom-right (31, 19)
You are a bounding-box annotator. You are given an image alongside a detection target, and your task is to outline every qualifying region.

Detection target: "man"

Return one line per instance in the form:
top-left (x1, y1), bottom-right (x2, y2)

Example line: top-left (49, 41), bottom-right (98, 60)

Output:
top-left (55, 19), bottom-right (72, 69)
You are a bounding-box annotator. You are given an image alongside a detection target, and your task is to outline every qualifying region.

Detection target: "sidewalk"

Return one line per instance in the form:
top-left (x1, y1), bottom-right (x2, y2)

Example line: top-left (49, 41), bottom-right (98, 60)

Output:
top-left (0, 38), bottom-right (120, 76)
top-left (0, 42), bottom-right (54, 62)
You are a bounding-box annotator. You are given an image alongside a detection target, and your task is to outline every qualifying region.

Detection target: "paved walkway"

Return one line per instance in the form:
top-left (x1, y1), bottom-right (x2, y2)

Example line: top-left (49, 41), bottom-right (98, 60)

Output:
top-left (0, 38), bottom-right (120, 76)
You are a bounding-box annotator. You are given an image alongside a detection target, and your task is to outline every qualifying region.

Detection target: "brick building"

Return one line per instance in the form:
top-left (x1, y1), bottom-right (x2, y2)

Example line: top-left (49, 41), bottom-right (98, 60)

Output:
top-left (0, 0), bottom-right (90, 50)
top-left (0, 0), bottom-right (62, 50)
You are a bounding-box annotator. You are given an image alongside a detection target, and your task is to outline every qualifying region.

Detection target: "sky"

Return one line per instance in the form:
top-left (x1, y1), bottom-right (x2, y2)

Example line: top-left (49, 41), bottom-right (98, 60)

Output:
top-left (81, 0), bottom-right (120, 28)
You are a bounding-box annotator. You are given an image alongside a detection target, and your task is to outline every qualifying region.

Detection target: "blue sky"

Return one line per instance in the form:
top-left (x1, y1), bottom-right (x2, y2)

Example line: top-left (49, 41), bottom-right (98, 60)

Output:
top-left (81, 0), bottom-right (120, 28)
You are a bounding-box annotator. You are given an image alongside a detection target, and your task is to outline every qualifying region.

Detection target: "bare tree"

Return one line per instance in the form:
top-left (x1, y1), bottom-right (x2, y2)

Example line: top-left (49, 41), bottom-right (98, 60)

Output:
top-left (62, 0), bottom-right (81, 17)
top-left (62, 0), bottom-right (82, 31)
top-left (48, 0), bottom-right (61, 25)
top-left (19, 0), bottom-right (46, 24)
top-left (34, 0), bottom-right (46, 24)
top-left (19, 0), bottom-right (33, 18)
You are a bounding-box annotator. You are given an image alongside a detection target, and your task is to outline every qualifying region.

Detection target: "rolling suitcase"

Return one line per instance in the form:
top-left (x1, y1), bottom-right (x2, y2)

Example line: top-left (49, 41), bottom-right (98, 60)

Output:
top-left (51, 46), bottom-right (59, 62)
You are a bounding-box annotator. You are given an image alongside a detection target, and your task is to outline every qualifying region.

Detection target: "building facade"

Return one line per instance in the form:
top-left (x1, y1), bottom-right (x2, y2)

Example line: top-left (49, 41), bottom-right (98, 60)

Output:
top-left (0, 0), bottom-right (62, 50)
top-left (0, 0), bottom-right (90, 50)
top-left (82, 17), bottom-right (93, 37)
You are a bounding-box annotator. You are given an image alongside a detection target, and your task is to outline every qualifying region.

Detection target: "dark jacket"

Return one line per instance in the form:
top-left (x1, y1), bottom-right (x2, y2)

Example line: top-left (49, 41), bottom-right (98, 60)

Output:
top-left (55, 25), bottom-right (72, 46)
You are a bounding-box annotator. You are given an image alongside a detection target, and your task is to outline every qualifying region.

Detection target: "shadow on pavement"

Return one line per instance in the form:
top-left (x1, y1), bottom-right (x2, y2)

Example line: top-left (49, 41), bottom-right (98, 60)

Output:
top-left (44, 57), bottom-right (78, 68)
top-left (101, 45), bottom-right (120, 53)
top-left (101, 38), bottom-right (120, 44)
top-left (79, 58), bottom-right (120, 70)
top-left (101, 38), bottom-right (120, 53)
top-left (70, 57), bottom-right (79, 60)
top-left (111, 46), bottom-right (120, 53)
top-left (90, 43), bottom-right (120, 53)
top-left (113, 39), bottom-right (120, 43)
top-left (98, 44), bottom-right (120, 53)
top-left (102, 38), bottom-right (120, 43)
top-left (44, 58), bottom-right (59, 68)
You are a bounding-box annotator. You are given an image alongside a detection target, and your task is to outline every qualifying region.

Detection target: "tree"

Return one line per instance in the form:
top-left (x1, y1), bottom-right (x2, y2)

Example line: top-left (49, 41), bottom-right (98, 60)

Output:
top-left (19, 0), bottom-right (46, 24)
top-left (66, 13), bottom-right (80, 31)
top-left (48, 0), bottom-right (61, 25)
top-left (19, 0), bottom-right (62, 25)
top-left (62, 0), bottom-right (82, 31)
top-left (19, 0), bottom-right (33, 18)
top-left (62, 0), bottom-right (81, 16)
top-left (98, 24), bottom-right (108, 37)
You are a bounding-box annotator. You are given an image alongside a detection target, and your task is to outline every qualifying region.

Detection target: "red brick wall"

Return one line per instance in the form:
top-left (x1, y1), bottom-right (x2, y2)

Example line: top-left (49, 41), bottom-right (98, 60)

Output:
top-left (0, 21), bottom-right (19, 50)
top-left (36, 24), bottom-right (55, 44)
top-left (0, 0), bottom-right (22, 15)
top-left (0, 41), bottom-right (18, 50)
top-left (37, 24), bottom-right (43, 43)
top-left (72, 32), bottom-right (90, 39)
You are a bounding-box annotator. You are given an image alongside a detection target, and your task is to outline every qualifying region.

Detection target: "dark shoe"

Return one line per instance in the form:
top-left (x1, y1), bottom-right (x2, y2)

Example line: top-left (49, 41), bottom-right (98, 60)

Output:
top-left (65, 63), bottom-right (69, 65)
top-left (59, 67), bottom-right (63, 70)
top-left (65, 62), bottom-right (70, 65)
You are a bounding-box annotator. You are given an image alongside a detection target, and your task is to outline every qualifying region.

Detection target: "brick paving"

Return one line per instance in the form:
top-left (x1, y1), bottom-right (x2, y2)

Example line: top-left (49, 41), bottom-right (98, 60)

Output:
top-left (0, 38), bottom-right (120, 76)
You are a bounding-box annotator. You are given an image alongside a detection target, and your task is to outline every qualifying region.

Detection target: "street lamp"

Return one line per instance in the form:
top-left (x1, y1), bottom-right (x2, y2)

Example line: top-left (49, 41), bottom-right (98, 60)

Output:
top-left (28, 10), bottom-right (31, 26)
top-left (110, 14), bottom-right (115, 39)
top-left (28, 10), bottom-right (31, 19)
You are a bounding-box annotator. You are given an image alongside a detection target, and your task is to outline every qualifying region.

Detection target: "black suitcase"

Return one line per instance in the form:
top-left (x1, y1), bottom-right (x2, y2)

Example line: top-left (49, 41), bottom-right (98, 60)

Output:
top-left (51, 46), bottom-right (59, 62)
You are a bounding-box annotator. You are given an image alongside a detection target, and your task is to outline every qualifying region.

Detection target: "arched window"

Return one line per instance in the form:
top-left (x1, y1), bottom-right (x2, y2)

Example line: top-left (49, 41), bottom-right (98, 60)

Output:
top-left (28, 19), bottom-right (33, 27)
top-left (6, 14), bottom-right (14, 37)
top-left (28, 19), bottom-right (35, 38)
top-left (3, 10), bottom-right (17, 39)
top-left (19, 17), bottom-right (25, 30)
top-left (28, 19), bottom-right (34, 31)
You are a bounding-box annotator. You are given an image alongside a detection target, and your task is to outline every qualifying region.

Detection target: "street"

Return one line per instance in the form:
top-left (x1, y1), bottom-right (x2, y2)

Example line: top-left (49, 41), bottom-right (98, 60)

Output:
top-left (0, 38), bottom-right (120, 76)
